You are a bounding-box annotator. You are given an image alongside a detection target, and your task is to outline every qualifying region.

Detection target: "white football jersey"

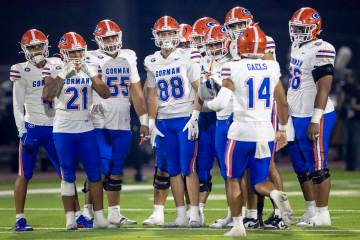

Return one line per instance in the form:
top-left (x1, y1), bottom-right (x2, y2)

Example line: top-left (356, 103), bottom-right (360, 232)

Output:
top-left (10, 57), bottom-right (61, 134)
top-left (145, 48), bottom-right (201, 119)
top-left (43, 63), bottom-right (95, 133)
top-left (223, 58), bottom-right (281, 141)
top-left (287, 39), bottom-right (336, 117)
top-left (86, 49), bottom-right (140, 130)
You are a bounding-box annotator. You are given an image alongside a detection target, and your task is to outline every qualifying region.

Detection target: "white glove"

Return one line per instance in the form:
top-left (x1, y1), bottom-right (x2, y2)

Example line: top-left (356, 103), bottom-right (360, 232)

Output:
top-left (149, 118), bottom-right (164, 148)
top-left (90, 103), bottom-right (105, 117)
top-left (182, 110), bottom-right (200, 141)
top-left (57, 63), bottom-right (76, 79)
top-left (81, 63), bottom-right (98, 78)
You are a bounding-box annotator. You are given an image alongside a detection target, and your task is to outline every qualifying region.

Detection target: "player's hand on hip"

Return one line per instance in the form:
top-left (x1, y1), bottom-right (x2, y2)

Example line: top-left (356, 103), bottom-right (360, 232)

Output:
top-left (183, 110), bottom-right (200, 141)
top-left (307, 122), bottom-right (320, 141)
top-left (275, 131), bottom-right (288, 151)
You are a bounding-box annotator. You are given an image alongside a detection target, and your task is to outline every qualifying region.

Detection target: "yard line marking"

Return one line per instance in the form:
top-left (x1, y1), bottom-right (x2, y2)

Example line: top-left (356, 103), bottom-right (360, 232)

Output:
top-left (0, 208), bottom-right (359, 212)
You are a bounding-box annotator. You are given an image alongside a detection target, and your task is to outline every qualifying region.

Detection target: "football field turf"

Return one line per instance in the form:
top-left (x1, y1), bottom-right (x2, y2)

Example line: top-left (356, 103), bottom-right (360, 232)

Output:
top-left (0, 168), bottom-right (360, 239)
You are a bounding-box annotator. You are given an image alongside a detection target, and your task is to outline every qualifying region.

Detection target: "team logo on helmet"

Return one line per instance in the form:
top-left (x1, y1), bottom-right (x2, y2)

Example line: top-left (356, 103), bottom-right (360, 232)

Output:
top-left (56, 66), bottom-right (62, 70)
top-left (25, 67), bottom-right (30, 72)
top-left (59, 36), bottom-right (66, 45)
top-left (312, 13), bottom-right (320, 19)
top-left (220, 26), bottom-right (227, 33)
top-left (205, 21), bottom-right (217, 27)
top-left (242, 8), bottom-right (251, 14)
top-left (97, 55), bottom-right (104, 59)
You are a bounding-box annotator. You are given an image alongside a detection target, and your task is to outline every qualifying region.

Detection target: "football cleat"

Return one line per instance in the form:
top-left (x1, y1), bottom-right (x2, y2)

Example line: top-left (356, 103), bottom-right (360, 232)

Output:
top-left (209, 216), bottom-right (232, 229)
top-left (243, 217), bottom-right (261, 229)
top-left (270, 191), bottom-right (293, 225)
top-left (66, 222), bottom-right (78, 230)
top-left (189, 219), bottom-right (202, 228)
top-left (295, 210), bottom-right (316, 226)
top-left (109, 215), bottom-right (137, 226)
top-left (143, 213), bottom-right (164, 226)
top-left (14, 218), bottom-right (33, 232)
top-left (164, 218), bottom-right (188, 228)
top-left (76, 215), bottom-right (93, 229)
top-left (297, 211), bottom-right (331, 227)
top-left (264, 214), bottom-right (288, 230)
top-left (224, 225), bottom-right (247, 237)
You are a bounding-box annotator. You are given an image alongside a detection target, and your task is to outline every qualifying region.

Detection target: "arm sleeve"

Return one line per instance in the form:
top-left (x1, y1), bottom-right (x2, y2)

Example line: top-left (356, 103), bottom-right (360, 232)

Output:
top-left (11, 65), bottom-right (27, 135)
top-left (206, 87), bottom-right (232, 112)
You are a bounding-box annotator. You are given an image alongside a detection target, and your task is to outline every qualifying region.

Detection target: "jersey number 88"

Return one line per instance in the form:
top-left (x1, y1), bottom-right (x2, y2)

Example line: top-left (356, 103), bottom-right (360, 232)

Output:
top-left (157, 76), bottom-right (184, 101)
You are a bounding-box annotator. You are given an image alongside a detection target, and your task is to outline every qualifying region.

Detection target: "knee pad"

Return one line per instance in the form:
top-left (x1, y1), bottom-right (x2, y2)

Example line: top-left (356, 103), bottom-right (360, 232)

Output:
top-left (103, 176), bottom-right (122, 191)
top-left (61, 180), bottom-right (75, 196)
top-left (199, 176), bottom-right (212, 193)
top-left (153, 168), bottom-right (170, 190)
top-left (82, 179), bottom-right (89, 194)
top-left (312, 168), bottom-right (330, 184)
top-left (297, 172), bottom-right (313, 184)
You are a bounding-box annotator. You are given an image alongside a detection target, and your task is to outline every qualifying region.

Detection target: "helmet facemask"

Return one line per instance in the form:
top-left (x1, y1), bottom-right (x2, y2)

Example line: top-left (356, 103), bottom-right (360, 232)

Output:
top-left (60, 47), bottom-right (86, 64)
top-left (205, 41), bottom-right (228, 61)
top-left (289, 22), bottom-right (317, 44)
top-left (95, 32), bottom-right (122, 55)
top-left (153, 30), bottom-right (180, 49)
top-left (21, 41), bottom-right (49, 64)
top-left (225, 19), bottom-right (252, 40)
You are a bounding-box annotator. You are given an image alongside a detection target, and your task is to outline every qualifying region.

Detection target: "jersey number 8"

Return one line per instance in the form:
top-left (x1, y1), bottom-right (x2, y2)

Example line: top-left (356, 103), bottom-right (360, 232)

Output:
top-left (157, 76), bottom-right (184, 101)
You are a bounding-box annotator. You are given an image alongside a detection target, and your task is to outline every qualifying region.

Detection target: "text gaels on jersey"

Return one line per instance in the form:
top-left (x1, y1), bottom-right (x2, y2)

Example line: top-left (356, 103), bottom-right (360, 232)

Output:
top-left (287, 39), bottom-right (336, 117)
top-left (145, 48), bottom-right (201, 119)
top-left (10, 57), bottom-right (62, 125)
top-left (86, 49), bottom-right (140, 103)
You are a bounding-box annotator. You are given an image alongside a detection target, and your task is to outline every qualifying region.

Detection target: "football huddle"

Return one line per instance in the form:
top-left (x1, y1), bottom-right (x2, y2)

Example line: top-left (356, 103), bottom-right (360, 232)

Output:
top-left (11, 5), bottom-right (336, 237)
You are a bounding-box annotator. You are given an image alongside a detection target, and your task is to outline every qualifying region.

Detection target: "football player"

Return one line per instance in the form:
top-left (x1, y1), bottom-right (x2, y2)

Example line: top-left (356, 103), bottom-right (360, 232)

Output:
top-left (287, 7), bottom-right (336, 227)
top-left (11, 29), bottom-right (91, 231)
top-left (42, 32), bottom-right (110, 230)
top-left (178, 24), bottom-right (193, 49)
top-left (204, 25), bottom-right (292, 237)
top-left (145, 16), bottom-right (202, 227)
top-left (224, 6), bottom-right (286, 229)
top-left (83, 19), bottom-right (148, 227)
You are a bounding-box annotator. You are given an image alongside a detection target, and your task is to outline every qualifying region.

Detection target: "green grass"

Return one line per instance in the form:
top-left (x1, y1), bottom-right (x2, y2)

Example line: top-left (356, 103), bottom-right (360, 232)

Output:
top-left (0, 169), bottom-right (360, 239)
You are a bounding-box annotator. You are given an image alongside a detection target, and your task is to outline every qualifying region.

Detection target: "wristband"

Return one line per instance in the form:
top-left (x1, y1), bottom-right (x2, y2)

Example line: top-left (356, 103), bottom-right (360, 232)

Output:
top-left (311, 108), bottom-right (324, 124)
top-left (278, 124), bottom-right (287, 131)
top-left (139, 114), bottom-right (149, 126)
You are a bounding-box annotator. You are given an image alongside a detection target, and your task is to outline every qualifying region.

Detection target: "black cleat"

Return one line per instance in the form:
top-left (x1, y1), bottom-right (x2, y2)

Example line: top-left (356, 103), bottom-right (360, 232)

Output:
top-left (243, 217), bottom-right (261, 229)
top-left (264, 213), bottom-right (288, 230)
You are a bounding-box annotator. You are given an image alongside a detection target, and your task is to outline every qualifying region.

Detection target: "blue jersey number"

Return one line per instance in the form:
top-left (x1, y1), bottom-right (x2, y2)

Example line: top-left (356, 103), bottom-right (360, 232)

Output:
top-left (246, 77), bottom-right (271, 109)
top-left (65, 87), bottom-right (88, 110)
top-left (106, 76), bottom-right (130, 97)
top-left (289, 66), bottom-right (302, 90)
top-left (157, 76), bottom-right (184, 101)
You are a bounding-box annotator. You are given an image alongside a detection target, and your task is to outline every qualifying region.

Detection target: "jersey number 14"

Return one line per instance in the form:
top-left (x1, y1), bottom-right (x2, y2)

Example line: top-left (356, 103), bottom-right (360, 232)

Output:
top-left (246, 77), bottom-right (271, 109)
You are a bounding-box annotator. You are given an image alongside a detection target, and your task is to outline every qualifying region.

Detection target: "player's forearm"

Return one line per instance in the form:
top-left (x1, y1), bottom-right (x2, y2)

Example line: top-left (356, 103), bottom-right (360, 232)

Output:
top-left (131, 83), bottom-right (148, 117)
top-left (205, 87), bottom-right (232, 112)
top-left (43, 76), bottom-right (63, 100)
top-left (92, 76), bottom-right (110, 99)
top-left (146, 88), bottom-right (158, 119)
top-left (12, 81), bottom-right (26, 135)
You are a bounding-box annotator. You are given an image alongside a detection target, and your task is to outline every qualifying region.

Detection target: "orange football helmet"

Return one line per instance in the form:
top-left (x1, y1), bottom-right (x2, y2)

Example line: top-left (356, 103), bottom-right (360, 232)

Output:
top-left (224, 6), bottom-right (253, 40)
top-left (204, 25), bottom-right (229, 60)
top-left (289, 7), bottom-right (322, 44)
top-left (152, 16), bottom-right (180, 49)
top-left (191, 17), bottom-right (220, 51)
top-left (236, 25), bottom-right (267, 58)
top-left (58, 32), bottom-right (87, 64)
top-left (179, 24), bottom-right (192, 49)
top-left (94, 19), bottom-right (122, 54)
top-left (20, 29), bottom-right (49, 64)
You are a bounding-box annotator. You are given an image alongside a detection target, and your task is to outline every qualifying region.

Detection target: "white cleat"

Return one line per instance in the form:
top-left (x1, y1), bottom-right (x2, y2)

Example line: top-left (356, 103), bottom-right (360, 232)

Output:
top-left (66, 222), bottom-right (78, 230)
top-left (224, 226), bottom-right (247, 237)
top-left (143, 214), bottom-right (164, 226)
top-left (297, 211), bottom-right (331, 227)
top-left (108, 215), bottom-right (137, 227)
top-left (209, 216), bottom-right (232, 229)
top-left (271, 191), bottom-right (293, 225)
top-left (199, 210), bottom-right (205, 226)
top-left (295, 211), bottom-right (316, 226)
top-left (164, 218), bottom-right (188, 228)
top-left (189, 219), bottom-right (202, 228)
top-left (94, 217), bottom-right (110, 229)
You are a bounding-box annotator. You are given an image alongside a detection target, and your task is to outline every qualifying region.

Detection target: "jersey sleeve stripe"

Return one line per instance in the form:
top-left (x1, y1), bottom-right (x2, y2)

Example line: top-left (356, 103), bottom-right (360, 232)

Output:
top-left (10, 70), bottom-right (20, 74)
top-left (316, 55), bottom-right (335, 59)
top-left (318, 50), bottom-right (336, 53)
top-left (10, 75), bottom-right (21, 78)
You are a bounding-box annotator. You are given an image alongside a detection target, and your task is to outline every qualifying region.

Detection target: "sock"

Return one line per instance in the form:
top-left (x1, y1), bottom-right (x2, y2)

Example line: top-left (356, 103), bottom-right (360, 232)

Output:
top-left (66, 211), bottom-right (75, 225)
top-left (233, 216), bottom-right (243, 228)
top-left (16, 213), bottom-right (25, 221)
top-left (199, 203), bottom-right (205, 213)
top-left (316, 206), bottom-right (328, 214)
top-left (227, 207), bottom-right (231, 218)
top-left (274, 208), bottom-right (281, 218)
top-left (83, 204), bottom-right (93, 219)
top-left (75, 211), bottom-right (81, 220)
top-left (108, 205), bottom-right (120, 218)
top-left (189, 205), bottom-right (200, 221)
top-left (305, 200), bottom-right (316, 213)
top-left (246, 209), bottom-right (258, 219)
top-left (94, 209), bottom-right (106, 221)
top-left (176, 206), bottom-right (186, 220)
top-left (241, 206), bottom-right (246, 218)
top-left (154, 204), bottom-right (164, 215)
